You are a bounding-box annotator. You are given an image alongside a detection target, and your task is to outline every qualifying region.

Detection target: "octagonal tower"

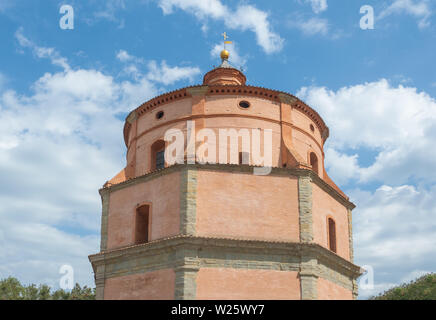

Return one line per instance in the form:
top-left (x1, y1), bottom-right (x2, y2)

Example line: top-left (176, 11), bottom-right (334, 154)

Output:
top-left (89, 50), bottom-right (361, 300)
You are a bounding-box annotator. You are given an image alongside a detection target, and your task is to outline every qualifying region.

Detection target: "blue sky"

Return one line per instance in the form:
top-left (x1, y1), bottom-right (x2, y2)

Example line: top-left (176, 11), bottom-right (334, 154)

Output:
top-left (0, 0), bottom-right (435, 299)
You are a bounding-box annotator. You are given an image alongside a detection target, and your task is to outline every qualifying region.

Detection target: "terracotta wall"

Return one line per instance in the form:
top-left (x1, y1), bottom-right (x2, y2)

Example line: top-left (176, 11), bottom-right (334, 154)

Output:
top-left (104, 269), bottom-right (175, 300)
top-left (317, 277), bottom-right (353, 300)
top-left (106, 171), bottom-right (181, 249)
top-left (125, 95), bottom-right (324, 177)
top-left (196, 170), bottom-right (300, 242)
top-left (204, 96), bottom-right (281, 121)
top-left (311, 183), bottom-right (350, 260)
top-left (196, 268), bottom-right (300, 300)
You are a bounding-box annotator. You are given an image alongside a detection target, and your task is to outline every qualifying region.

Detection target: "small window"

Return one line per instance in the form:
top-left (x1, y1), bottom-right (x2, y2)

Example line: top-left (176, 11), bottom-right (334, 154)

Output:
top-left (239, 101), bottom-right (250, 109)
top-left (156, 111), bottom-right (164, 120)
top-left (310, 124), bottom-right (315, 132)
top-left (135, 205), bottom-right (150, 245)
top-left (310, 152), bottom-right (319, 175)
top-left (328, 218), bottom-right (337, 253)
top-left (151, 140), bottom-right (165, 171)
top-left (156, 150), bottom-right (165, 170)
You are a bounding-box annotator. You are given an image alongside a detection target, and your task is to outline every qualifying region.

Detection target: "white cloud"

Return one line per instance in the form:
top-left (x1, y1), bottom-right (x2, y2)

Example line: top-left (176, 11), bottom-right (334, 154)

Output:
top-left (116, 49), bottom-right (135, 63)
top-left (146, 60), bottom-right (201, 85)
top-left (291, 17), bottom-right (329, 36)
top-left (324, 148), bottom-right (360, 186)
top-left (116, 50), bottom-right (201, 85)
top-left (298, 80), bottom-right (436, 298)
top-left (0, 32), bottom-right (200, 288)
top-left (304, 0), bottom-right (328, 14)
top-left (210, 42), bottom-right (247, 68)
top-left (379, 0), bottom-right (432, 29)
top-left (15, 28), bottom-right (70, 71)
top-left (94, 0), bottom-right (126, 28)
top-left (298, 79), bottom-right (436, 185)
top-left (157, 0), bottom-right (284, 54)
top-left (351, 185), bottom-right (436, 298)
top-left (0, 67), bottom-right (125, 287)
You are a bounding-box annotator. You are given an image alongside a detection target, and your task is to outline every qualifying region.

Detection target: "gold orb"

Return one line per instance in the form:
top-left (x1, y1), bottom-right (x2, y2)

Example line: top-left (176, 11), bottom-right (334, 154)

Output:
top-left (220, 49), bottom-right (229, 60)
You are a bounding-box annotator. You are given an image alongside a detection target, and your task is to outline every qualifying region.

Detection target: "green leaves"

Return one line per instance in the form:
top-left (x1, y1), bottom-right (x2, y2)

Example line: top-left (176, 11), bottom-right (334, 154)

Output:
top-left (371, 273), bottom-right (436, 300)
top-left (0, 277), bottom-right (96, 300)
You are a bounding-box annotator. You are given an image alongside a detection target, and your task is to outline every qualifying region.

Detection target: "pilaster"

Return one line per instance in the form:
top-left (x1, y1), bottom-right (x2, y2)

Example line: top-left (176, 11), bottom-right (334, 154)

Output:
top-left (180, 167), bottom-right (198, 235)
top-left (298, 175), bottom-right (313, 243)
top-left (99, 188), bottom-right (110, 251)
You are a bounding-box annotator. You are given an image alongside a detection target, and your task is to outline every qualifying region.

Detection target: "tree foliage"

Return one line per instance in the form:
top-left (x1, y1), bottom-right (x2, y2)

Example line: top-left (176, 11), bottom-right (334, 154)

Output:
top-left (371, 273), bottom-right (436, 300)
top-left (0, 277), bottom-right (95, 300)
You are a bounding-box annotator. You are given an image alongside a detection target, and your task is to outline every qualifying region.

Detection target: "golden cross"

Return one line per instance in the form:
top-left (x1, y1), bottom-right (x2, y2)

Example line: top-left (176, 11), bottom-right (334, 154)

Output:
top-left (222, 32), bottom-right (232, 50)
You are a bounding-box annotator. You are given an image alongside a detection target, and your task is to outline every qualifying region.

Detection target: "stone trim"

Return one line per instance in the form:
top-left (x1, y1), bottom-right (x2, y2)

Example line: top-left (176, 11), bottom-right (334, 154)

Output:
top-left (94, 263), bottom-right (106, 300)
top-left (298, 176), bottom-right (313, 243)
top-left (186, 86), bottom-right (209, 96)
top-left (175, 266), bottom-right (199, 300)
top-left (180, 167), bottom-right (198, 235)
top-left (101, 164), bottom-right (355, 210)
top-left (352, 279), bottom-right (359, 300)
top-left (99, 189), bottom-right (110, 251)
top-left (126, 110), bottom-right (137, 124)
top-left (278, 93), bottom-right (298, 105)
top-left (299, 254), bottom-right (319, 300)
top-left (347, 208), bottom-right (354, 263)
top-left (88, 235), bottom-right (362, 299)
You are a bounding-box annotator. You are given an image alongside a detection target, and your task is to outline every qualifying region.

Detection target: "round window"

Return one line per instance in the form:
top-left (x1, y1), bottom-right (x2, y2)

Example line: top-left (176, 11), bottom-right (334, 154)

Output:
top-left (239, 101), bottom-right (250, 109)
top-left (156, 111), bottom-right (164, 120)
top-left (310, 124), bottom-right (315, 132)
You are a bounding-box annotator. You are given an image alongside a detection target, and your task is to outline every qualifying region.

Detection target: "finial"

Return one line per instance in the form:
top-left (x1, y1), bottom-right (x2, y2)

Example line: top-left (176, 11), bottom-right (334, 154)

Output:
top-left (221, 32), bottom-right (232, 61)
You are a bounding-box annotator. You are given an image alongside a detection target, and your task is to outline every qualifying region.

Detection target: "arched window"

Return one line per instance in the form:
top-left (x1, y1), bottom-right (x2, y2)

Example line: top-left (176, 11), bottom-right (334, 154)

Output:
top-left (135, 205), bottom-right (150, 245)
top-left (151, 140), bottom-right (165, 170)
top-left (328, 217), bottom-right (337, 253)
top-left (310, 152), bottom-right (319, 175)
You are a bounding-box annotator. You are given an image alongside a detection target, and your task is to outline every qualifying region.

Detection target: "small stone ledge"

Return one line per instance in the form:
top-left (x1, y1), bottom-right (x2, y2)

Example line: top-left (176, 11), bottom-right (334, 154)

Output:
top-left (89, 235), bottom-right (362, 290)
top-left (100, 163), bottom-right (355, 210)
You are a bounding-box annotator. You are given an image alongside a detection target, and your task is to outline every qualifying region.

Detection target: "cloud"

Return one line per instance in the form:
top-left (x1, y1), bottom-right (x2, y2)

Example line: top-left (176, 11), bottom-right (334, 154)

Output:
top-left (324, 148), bottom-right (360, 186)
top-left (146, 61), bottom-right (200, 85)
top-left (93, 0), bottom-right (126, 28)
top-left (298, 79), bottom-right (436, 298)
top-left (210, 42), bottom-right (247, 68)
top-left (116, 50), bottom-right (201, 85)
top-left (304, 0), bottom-right (328, 14)
top-left (0, 31), bottom-right (200, 288)
top-left (379, 0), bottom-right (432, 29)
top-left (291, 17), bottom-right (329, 36)
top-left (350, 185), bottom-right (436, 298)
top-left (0, 67), bottom-right (125, 287)
top-left (298, 79), bottom-right (436, 185)
top-left (116, 50), bottom-right (138, 63)
top-left (15, 28), bottom-right (71, 71)
top-left (157, 0), bottom-right (284, 54)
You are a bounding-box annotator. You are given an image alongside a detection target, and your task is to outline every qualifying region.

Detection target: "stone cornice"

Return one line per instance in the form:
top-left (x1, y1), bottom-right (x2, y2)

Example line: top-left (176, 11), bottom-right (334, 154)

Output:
top-left (123, 85), bottom-right (329, 147)
top-left (88, 235), bottom-right (363, 284)
top-left (101, 164), bottom-right (355, 210)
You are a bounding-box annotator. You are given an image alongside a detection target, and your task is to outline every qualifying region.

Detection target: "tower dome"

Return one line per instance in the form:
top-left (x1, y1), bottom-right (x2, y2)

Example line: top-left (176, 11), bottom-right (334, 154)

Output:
top-left (203, 49), bottom-right (246, 86)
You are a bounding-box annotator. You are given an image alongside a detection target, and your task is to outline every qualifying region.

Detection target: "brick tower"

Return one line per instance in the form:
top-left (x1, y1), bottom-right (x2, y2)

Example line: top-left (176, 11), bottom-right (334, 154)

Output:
top-left (89, 48), bottom-right (362, 300)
